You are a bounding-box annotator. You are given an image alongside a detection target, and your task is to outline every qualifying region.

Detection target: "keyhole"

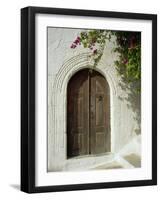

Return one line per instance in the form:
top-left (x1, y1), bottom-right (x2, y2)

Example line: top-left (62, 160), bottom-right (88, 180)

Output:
top-left (98, 96), bottom-right (103, 101)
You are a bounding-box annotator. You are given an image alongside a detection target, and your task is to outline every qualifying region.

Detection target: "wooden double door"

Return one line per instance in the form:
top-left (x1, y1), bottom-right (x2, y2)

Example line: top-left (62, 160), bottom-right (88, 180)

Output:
top-left (67, 69), bottom-right (110, 158)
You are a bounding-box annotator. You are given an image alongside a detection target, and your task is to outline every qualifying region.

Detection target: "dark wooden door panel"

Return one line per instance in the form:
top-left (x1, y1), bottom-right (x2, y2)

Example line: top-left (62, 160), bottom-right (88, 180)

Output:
top-left (67, 69), bottom-right (110, 158)
top-left (67, 70), bottom-right (89, 157)
top-left (90, 71), bottom-right (110, 154)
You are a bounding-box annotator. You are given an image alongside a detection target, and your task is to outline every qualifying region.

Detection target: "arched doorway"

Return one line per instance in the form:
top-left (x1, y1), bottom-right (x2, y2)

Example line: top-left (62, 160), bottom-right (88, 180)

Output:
top-left (67, 69), bottom-right (111, 158)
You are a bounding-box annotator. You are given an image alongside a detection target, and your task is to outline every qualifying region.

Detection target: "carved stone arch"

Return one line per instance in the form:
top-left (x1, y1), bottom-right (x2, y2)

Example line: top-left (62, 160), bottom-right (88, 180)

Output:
top-left (48, 53), bottom-right (118, 171)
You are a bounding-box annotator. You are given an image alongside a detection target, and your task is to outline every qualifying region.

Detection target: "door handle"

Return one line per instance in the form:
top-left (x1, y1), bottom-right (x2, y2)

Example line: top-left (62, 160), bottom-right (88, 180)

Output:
top-left (98, 95), bottom-right (103, 101)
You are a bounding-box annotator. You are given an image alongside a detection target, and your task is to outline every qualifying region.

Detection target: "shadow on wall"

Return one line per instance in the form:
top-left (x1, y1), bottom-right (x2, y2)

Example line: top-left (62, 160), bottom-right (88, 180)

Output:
top-left (118, 78), bottom-right (141, 136)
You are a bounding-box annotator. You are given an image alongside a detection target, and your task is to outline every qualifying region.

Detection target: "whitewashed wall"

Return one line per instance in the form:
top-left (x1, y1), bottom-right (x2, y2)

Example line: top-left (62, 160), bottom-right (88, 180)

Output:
top-left (48, 27), bottom-right (141, 171)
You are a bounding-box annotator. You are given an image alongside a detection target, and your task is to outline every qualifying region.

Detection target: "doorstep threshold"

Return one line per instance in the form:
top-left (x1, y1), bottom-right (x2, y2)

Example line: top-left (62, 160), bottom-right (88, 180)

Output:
top-left (67, 152), bottom-right (112, 160)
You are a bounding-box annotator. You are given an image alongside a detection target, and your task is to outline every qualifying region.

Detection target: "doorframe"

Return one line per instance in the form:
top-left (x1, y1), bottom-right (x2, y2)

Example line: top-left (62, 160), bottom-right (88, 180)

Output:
top-left (48, 53), bottom-right (118, 171)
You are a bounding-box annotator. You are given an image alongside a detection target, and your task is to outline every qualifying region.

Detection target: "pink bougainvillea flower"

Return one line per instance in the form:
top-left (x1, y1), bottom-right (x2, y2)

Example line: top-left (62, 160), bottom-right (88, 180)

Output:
top-left (70, 44), bottom-right (76, 49)
top-left (74, 36), bottom-right (81, 45)
top-left (93, 49), bottom-right (97, 54)
top-left (123, 59), bottom-right (128, 64)
top-left (77, 36), bottom-right (81, 41)
top-left (70, 36), bottom-right (81, 48)
top-left (74, 40), bottom-right (78, 44)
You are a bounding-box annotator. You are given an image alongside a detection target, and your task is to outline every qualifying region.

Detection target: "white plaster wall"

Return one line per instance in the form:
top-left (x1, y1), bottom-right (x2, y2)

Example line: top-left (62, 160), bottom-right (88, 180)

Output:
top-left (48, 27), bottom-right (141, 171)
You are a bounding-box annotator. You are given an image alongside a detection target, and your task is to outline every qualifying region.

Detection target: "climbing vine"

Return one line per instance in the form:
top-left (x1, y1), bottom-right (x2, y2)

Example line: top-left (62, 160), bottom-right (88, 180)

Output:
top-left (70, 30), bottom-right (141, 92)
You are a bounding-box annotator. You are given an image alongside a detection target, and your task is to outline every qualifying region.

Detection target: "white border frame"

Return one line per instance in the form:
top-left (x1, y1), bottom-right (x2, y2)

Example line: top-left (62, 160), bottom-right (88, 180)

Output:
top-left (35, 14), bottom-right (152, 186)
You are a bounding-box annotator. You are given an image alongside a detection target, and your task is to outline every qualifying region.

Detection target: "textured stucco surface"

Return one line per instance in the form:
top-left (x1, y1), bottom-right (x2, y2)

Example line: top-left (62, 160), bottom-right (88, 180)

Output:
top-left (47, 27), bottom-right (141, 171)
